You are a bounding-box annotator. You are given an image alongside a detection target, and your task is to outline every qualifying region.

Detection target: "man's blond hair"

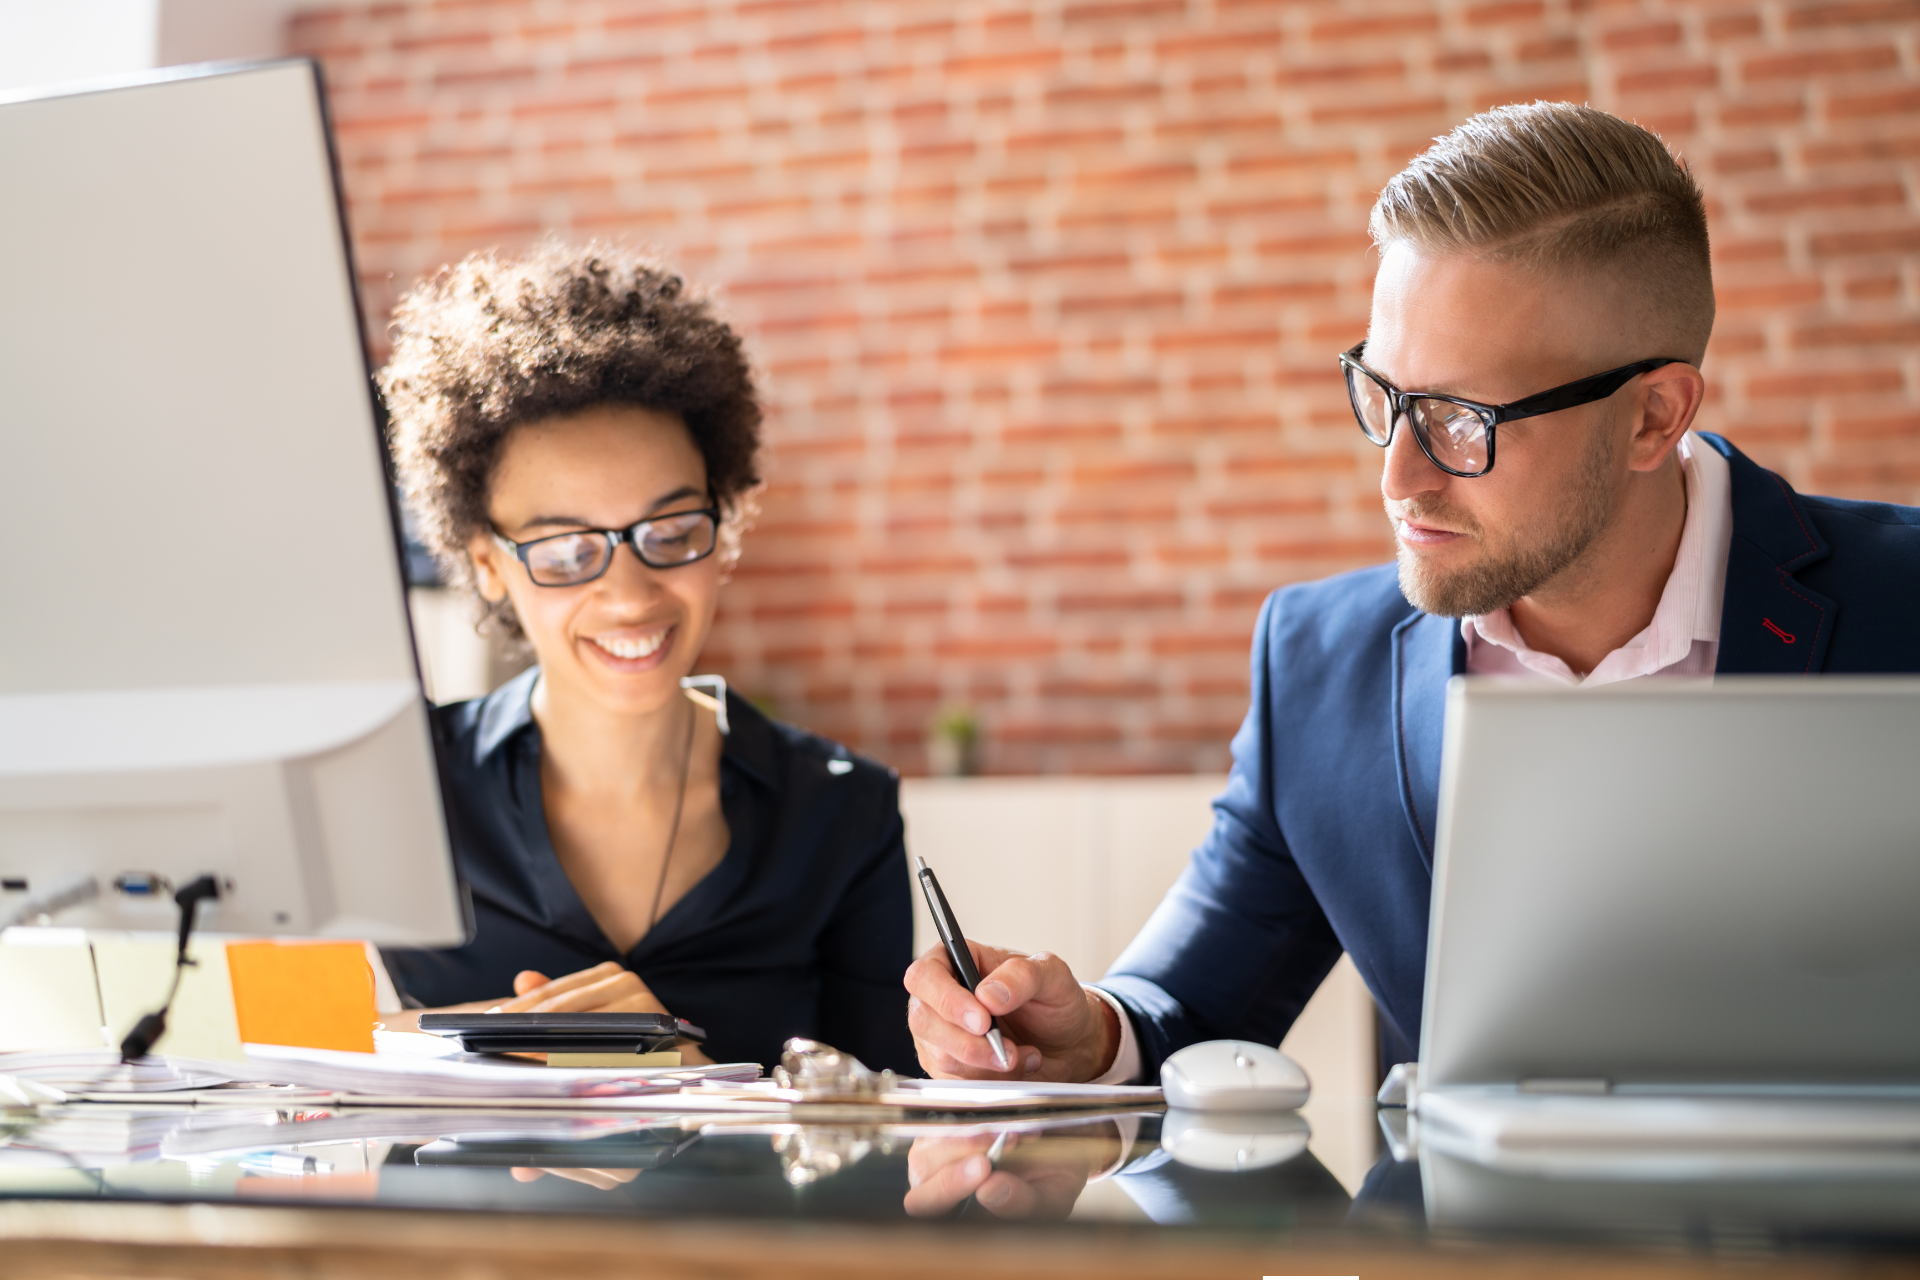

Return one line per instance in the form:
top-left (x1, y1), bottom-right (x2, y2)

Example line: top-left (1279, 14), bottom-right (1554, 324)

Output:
top-left (1370, 102), bottom-right (1713, 363)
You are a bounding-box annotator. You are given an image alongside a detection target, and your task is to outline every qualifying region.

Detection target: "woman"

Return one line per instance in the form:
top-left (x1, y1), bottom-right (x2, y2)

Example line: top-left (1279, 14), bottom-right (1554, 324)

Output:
top-left (377, 242), bottom-right (914, 1073)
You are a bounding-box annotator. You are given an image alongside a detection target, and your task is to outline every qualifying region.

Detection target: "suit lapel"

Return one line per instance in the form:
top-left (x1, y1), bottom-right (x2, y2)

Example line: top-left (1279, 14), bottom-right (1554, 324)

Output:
top-left (1391, 610), bottom-right (1462, 870)
top-left (1704, 434), bottom-right (1838, 674)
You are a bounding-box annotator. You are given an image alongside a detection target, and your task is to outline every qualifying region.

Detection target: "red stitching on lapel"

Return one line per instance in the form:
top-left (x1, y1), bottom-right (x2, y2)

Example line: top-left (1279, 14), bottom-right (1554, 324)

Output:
top-left (1769, 471), bottom-right (1820, 561)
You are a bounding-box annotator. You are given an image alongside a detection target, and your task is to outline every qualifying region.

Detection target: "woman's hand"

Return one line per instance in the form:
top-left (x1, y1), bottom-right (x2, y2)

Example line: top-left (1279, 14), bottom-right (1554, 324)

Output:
top-left (496, 961), bottom-right (668, 1014)
top-left (492, 962), bottom-right (714, 1064)
top-left (509, 1166), bottom-right (639, 1191)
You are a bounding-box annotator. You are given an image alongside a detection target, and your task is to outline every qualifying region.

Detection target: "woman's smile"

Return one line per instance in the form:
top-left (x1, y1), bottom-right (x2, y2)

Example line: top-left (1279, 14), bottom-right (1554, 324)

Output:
top-left (583, 624), bottom-right (675, 672)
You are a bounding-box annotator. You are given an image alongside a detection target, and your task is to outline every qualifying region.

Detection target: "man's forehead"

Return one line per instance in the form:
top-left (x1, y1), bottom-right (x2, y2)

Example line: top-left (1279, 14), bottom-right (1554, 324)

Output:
top-left (1364, 244), bottom-right (1619, 396)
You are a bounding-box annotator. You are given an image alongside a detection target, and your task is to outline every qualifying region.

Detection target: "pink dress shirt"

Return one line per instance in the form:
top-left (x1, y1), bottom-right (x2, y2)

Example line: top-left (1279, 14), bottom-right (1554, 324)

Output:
top-left (1463, 432), bottom-right (1733, 684)
top-left (1089, 433), bottom-right (1736, 1086)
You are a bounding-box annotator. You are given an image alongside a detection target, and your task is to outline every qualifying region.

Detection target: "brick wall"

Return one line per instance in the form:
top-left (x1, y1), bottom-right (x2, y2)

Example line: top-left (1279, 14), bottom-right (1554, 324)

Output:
top-left (292, 0), bottom-right (1920, 774)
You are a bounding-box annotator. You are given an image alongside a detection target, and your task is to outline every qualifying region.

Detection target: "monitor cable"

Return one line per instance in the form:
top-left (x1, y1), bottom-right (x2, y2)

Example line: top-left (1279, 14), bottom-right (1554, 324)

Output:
top-left (118, 875), bottom-right (221, 1062)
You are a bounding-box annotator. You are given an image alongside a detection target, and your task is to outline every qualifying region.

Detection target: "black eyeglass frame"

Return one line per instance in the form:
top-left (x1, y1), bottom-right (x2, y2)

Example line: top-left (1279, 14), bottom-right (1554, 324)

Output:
top-left (491, 504), bottom-right (723, 586)
top-left (1339, 341), bottom-right (1685, 478)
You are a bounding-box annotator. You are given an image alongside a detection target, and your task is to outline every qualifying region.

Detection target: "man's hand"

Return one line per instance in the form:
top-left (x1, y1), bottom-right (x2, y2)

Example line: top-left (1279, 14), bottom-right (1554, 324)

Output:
top-left (903, 1125), bottom-right (1121, 1220)
top-left (903, 941), bottom-right (1119, 1081)
top-left (497, 961), bottom-right (668, 1014)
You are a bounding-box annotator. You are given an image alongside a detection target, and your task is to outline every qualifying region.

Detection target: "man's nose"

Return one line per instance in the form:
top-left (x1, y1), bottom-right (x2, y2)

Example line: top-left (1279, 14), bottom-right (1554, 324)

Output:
top-left (1380, 414), bottom-right (1450, 504)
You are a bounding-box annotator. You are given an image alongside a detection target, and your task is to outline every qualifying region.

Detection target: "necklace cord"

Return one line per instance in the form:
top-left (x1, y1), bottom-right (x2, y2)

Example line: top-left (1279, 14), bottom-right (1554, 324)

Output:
top-left (645, 695), bottom-right (700, 931)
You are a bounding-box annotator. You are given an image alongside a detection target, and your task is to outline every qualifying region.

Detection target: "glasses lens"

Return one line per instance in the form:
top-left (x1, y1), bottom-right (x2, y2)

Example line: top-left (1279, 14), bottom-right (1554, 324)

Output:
top-left (523, 532), bottom-right (612, 585)
top-left (636, 511), bottom-right (718, 567)
top-left (1409, 399), bottom-right (1490, 476)
top-left (1346, 366), bottom-right (1393, 445)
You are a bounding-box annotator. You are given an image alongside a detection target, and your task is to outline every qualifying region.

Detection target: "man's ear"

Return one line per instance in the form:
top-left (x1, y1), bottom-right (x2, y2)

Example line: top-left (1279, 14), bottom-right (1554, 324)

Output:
top-left (467, 532), bottom-right (508, 603)
top-left (1626, 362), bottom-right (1706, 473)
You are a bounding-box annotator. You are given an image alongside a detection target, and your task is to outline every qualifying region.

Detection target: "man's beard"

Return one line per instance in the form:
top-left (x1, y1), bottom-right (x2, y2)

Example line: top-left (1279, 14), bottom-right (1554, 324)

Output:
top-left (1391, 428), bottom-right (1620, 619)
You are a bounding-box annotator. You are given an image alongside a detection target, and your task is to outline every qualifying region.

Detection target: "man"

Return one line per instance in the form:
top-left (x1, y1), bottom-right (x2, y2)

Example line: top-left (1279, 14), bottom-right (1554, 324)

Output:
top-left (904, 101), bottom-right (1920, 1089)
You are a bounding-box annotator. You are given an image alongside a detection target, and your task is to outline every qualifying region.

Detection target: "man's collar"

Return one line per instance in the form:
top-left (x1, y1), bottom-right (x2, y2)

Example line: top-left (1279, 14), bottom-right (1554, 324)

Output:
top-left (471, 666), bottom-right (782, 790)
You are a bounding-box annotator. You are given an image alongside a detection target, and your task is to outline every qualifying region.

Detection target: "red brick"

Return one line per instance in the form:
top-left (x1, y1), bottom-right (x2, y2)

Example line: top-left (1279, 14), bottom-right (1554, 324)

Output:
top-left (1804, 135), bottom-right (1920, 166)
top-left (1616, 63), bottom-right (1718, 94)
top-left (1844, 275), bottom-right (1903, 300)
top-left (1834, 413), bottom-right (1920, 442)
top-left (1719, 98), bottom-right (1807, 128)
top-left (1718, 278), bottom-right (1828, 309)
top-left (1745, 183), bottom-right (1908, 214)
top-left (1062, 0), bottom-right (1185, 21)
top-left (1307, 11), bottom-right (1441, 40)
top-left (1830, 86), bottom-right (1920, 121)
top-left (1748, 369), bottom-right (1907, 398)
top-left (1743, 46), bottom-right (1900, 82)
top-left (1516, 36), bottom-right (1580, 62)
top-left (1599, 20), bottom-right (1681, 49)
top-left (1784, 0), bottom-right (1920, 29)
top-left (1311, 96), bottom-right (1450, 125)
top-left (1713, 148), bottom-right (1778, 175)
top-left (1811, 227), bottom-right (1920, 258)
top-left (1706, 12), bottom-right (1763, 40)
top-left (1465, 0), bottom-right (1546, 24)
top-left (1791, 320), bottom-right (1920, 348)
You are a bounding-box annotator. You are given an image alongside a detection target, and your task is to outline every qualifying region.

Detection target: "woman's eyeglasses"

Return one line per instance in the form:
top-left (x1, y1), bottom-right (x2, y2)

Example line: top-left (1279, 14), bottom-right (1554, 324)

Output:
top-left (492, 507), bottom-right (720, 587)
top-left (1339, 341), bottom-right (1683, 478)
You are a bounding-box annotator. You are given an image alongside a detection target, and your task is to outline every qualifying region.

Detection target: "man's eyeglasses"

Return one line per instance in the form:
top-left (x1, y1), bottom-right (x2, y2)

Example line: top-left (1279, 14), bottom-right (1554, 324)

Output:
top-left (1339, 341), bottom-right (1684, 478)
top-left (492, 506), bottom-right (720, 587)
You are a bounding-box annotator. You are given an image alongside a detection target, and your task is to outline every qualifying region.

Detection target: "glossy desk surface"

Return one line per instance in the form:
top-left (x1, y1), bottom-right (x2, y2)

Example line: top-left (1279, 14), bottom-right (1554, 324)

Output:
top-left (4, 1099), bottom-right (1920, 1278)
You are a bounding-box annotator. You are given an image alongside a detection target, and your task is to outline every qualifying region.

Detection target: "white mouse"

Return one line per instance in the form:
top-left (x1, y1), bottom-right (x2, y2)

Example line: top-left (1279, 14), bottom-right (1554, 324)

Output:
top-left (1160, 1110), bottom-right (1311, 1172)
top-left (1160, 1039), bottom-right (1310, 1113)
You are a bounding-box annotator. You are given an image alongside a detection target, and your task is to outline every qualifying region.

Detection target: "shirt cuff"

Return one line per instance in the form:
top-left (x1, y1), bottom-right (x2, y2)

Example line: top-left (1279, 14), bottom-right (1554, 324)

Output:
top-left (1084, 984), bottom-right (1145, 1086)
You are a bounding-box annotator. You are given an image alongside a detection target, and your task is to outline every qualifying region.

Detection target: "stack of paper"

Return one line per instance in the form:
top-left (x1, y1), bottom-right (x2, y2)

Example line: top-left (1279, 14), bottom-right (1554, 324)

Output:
top-left (167, 1040), bottom-right (763, 1101)
top-left (0, 1106), bottom-right (278, 1168)
top-left (160, 1108), bottom-right (668, 1159)
top-left (0, 1048), bottom-right (234, 1097)
top-left (694, 1076), bottom-right (1165, 1112)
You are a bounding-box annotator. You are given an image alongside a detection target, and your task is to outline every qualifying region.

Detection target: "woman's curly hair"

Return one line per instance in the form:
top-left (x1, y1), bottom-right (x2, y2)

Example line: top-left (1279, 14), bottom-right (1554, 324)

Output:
top-left (380, 241), bottom-right (763, 639)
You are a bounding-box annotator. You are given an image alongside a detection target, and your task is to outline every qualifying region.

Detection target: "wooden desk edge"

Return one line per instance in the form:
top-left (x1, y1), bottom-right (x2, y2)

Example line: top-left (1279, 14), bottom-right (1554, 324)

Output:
top-left (2, 1199), bottom-right (1918, 1280)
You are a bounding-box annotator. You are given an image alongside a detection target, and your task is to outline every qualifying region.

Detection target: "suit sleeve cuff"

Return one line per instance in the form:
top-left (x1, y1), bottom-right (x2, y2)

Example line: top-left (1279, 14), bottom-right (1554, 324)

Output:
top-left (1085, 984), bottom-right (1145, 1085)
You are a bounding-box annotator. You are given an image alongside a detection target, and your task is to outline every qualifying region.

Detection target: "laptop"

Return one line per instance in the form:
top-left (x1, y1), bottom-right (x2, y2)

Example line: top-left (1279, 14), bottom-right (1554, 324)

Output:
top-left (1414, 677), bottom-right (1920, 1169)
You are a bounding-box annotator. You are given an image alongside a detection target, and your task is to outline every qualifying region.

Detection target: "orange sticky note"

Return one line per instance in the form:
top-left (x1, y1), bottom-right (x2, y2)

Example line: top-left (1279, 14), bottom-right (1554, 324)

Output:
top-left (225, 941), bottom-right (376, 1054)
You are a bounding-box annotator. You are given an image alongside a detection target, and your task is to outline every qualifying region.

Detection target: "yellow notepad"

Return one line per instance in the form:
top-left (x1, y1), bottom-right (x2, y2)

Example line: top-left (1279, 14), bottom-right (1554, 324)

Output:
top-left (546, 1051), bottom-right (682, 1068)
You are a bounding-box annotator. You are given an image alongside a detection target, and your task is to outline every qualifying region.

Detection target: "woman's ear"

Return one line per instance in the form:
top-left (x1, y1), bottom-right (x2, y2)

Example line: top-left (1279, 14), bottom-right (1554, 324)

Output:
top-left (467, 531), bottom-right (509, 603)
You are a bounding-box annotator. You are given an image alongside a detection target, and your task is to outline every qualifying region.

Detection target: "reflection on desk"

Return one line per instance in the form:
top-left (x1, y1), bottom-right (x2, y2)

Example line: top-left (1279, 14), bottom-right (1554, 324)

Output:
top-left (6, 1099), bottom-right (1920, 1276)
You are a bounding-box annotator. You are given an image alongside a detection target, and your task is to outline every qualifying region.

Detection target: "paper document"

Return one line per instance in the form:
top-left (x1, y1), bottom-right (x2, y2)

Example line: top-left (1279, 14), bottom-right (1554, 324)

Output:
top-left (699, 1076), bottom-right (1164, 1112)
top-left (170, 1038), bottom-right (761, 1100)
top-left (0, 1048), bottom-right (234, 1097)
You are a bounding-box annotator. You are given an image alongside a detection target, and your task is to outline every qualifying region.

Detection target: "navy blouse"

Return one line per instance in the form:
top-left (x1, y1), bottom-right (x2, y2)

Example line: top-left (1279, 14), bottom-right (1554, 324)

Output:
top-left (383, 668), bottom-right (917, 1074)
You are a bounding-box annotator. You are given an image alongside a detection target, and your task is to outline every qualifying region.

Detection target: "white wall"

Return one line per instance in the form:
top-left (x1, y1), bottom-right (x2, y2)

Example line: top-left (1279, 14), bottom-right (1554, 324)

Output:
top-left (0, 0), bottom-right (297, 93)
top-left (899, 776), bottom-right (1380, 1193)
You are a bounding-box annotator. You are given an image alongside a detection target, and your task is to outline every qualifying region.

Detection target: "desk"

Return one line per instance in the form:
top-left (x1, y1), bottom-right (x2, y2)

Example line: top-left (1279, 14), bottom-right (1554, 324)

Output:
top-left (2, 1104), bottom-right (1919, 1279)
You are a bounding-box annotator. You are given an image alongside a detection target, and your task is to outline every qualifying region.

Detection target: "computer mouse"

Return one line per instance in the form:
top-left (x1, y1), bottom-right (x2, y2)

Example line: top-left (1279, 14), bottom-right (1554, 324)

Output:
top-left (1160, 1040), bottom-right (1310, 1112)
top-left (1160, 1109), bottom-right (1311, 1172)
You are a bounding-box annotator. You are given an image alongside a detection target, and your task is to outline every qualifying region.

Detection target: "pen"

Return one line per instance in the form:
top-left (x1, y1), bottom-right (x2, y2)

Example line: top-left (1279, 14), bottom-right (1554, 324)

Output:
top-left (914, 856), bottom-right (1012, 1071)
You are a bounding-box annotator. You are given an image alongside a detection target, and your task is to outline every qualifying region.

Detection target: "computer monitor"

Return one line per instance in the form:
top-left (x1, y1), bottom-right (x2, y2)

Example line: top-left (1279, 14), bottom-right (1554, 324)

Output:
top-left (1423, 677), bottom-right (1920, 1092)
top-left (0, 60), bottom-right (467, 945)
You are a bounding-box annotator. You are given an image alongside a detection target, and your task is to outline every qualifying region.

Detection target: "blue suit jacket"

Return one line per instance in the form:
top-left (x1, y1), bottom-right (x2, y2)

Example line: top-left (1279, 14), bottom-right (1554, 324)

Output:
top-left (1101, 435), bottom-right (1920, 1074)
